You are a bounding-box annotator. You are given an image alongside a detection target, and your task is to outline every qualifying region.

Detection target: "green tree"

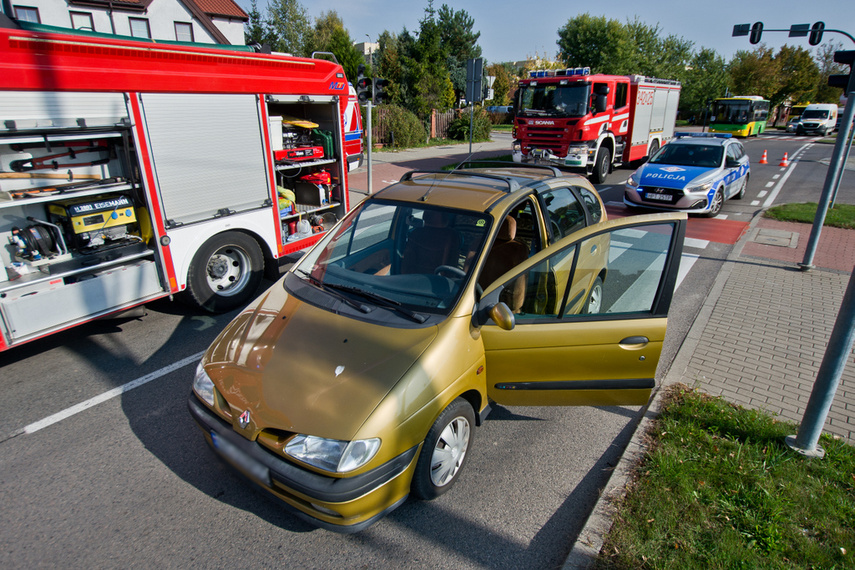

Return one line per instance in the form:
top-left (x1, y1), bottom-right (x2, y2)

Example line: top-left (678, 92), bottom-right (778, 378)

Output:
top-left (437, 4), bottom-right (482, 102)
top-left (556, 14), bottom-right (631, 74)
top-left (769, 45), bottom-right (820, 110)
top-left (266, 0), bottom-right (312, 56)
top-left (244, 0), bottom-right (277, 49)
top-left (307, 12), bottom-right (364, 81)
top-left (681, 47), bottom-right (729, 117)
top-left (485, 63), bottom-right (511, 106)
top-left (815, 42), bottom-right (846, 104)
top-left (728, 46), bottom-right (780, 99)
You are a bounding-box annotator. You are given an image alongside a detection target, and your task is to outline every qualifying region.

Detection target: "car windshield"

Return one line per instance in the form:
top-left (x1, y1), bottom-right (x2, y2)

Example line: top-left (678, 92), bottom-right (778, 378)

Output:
top-left (650, 143), bottom-right (723, 168)
top-left (517, 83), bottom-right (590, 117)
top-left (802, 109), bottom-right (829, 119)
top-left (291, 200), bottom-right (491, 318)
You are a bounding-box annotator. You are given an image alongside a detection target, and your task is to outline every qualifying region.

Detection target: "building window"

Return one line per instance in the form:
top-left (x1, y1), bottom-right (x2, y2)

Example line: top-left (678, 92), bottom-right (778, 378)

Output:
top-left (70, 11), bottom-right (94, 31)
top-left (13, 6), bottom-right (40, 23)
top-left (174, 22), bottom-right (194, 42)
top-left (129, 17), bottom-right (151, 39)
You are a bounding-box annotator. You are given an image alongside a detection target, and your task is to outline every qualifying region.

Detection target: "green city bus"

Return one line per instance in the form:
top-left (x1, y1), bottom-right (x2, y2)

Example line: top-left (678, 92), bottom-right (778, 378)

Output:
top-left (709, 96), bottom-right (770, 137)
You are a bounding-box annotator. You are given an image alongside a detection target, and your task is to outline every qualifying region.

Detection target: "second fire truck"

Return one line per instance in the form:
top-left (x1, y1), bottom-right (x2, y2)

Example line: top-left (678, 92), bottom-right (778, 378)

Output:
top-left (513, 68), bottom-right (681, 183)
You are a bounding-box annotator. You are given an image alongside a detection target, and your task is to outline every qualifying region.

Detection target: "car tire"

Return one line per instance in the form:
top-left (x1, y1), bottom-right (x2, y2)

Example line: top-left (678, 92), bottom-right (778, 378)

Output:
top-left (186, 231), bottom-right (265, 313)
top-left (592, 147), bottom-right (611, 184)
top-left (583, 276), bottom-right (604, 314)
top-left (734, 174), bottom-right (748, 200)
top-left (411, 397), bottom-right (475, 500)
top-left (704, 188), bottom-right (724, 218)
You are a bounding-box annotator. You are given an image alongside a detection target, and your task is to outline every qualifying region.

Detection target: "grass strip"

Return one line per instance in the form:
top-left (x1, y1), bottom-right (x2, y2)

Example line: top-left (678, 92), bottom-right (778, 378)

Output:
top-left (597, 384), bottom-right (855, 569)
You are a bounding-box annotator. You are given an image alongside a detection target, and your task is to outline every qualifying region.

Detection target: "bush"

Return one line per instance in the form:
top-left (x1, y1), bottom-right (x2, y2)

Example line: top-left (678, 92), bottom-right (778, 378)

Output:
top-left (447, 108), bottom-right (492, 141)
top-left (373, 105), bottom-right (427, 148)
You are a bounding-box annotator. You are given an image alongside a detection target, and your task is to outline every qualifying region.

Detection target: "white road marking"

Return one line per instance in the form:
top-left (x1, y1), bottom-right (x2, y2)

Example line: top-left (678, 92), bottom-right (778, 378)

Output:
top-left (21, 351), bottom-right (205, 435)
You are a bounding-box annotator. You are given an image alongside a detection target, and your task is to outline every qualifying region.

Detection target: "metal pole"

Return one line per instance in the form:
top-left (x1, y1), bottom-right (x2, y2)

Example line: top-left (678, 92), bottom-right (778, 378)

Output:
top-left (830, 120), bottom-right (855, 207)
top-left (786, 261), bottom-right (855, 458)
top-left (469, 102), bottom-right (474, 154)
top-left (799, 93), bottom-right (855, 270)
top-left (366, 100), bottom-right (372, 195)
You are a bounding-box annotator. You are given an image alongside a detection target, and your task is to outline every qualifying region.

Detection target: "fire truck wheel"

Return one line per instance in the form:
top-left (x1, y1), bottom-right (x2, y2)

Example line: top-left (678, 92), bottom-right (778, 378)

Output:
top-left (186, 231), bottom-right (264, 313)
top-left (592, 148), bottom-right (611, 184)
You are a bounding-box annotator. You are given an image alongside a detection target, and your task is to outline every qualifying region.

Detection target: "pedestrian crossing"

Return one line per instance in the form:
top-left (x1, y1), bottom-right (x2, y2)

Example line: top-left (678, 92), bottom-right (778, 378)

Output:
top-left (758, 134), bottom-right (823, 141)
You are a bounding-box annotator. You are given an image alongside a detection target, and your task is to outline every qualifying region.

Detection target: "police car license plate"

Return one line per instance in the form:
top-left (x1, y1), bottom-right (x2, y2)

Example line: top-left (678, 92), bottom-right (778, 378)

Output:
top-left (211, 431), bottom-right (271, 485)
top-left (645, 191), bottom-right (673, 202)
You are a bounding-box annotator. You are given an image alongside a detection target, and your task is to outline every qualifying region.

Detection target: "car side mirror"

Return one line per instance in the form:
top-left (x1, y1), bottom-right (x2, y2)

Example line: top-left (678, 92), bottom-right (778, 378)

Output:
top-left (473, 287), bottom-right (515, 330)
top-left (489, 302), bottom-right (515, 331)
top-left (725, 158), bottom-right (740, 168)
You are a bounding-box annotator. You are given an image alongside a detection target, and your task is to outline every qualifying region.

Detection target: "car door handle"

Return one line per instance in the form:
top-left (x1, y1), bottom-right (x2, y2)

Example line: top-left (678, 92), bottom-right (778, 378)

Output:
top-left (619, 336), bottom-right (649, 347)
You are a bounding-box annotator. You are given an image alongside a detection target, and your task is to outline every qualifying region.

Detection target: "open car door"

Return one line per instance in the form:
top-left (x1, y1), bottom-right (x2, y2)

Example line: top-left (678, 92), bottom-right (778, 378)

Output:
top-left (479, 212), bottom-right (686, 407)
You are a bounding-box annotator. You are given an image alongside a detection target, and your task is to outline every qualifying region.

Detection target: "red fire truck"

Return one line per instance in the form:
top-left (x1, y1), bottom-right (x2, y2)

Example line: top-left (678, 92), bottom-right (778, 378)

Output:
top-left (0, 22), bottom-right (360, 351)
top-left (513, 68), bottom-right (681, 183)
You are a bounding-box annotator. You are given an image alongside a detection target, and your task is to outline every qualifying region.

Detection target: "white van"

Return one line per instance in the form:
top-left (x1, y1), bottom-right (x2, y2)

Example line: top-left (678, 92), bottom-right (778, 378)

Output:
top-left (797, 103), bottom-right (838, 136)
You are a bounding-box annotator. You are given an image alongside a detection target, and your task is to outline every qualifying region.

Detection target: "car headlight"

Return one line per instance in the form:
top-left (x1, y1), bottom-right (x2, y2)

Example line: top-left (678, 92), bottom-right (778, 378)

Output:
top-left (626, 172), bottom-right (641, 188)
top-left (193, 362), bottom-right (216, 407)
top-left (285, 434), bottom-right (381, 473)
top-left (686, 181), bottom-right (713, 194)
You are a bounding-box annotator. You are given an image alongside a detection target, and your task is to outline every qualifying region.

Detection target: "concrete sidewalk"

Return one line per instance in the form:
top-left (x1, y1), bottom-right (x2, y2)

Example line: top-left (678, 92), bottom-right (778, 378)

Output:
top-left (566, 213), bottom-right (855, 567)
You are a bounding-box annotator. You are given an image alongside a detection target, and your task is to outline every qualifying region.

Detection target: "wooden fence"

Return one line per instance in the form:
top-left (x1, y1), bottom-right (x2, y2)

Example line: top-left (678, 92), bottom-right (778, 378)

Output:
top-left (370, 107), bottom-right (457, 146)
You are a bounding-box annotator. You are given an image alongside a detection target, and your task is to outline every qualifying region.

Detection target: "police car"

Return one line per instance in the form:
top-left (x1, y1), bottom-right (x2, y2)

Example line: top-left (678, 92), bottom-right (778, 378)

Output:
top-left (624, 133), bottom-right (750, 217)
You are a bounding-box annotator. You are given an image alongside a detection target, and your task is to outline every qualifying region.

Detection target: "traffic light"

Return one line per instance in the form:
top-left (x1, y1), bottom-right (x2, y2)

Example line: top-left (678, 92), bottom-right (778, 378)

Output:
top-left (372, 78), bottom-right (389, 105)
top-left (356, 64), bottom-right (371, 104)
top-left (809, 21), bottom-right (825, 46)
top-left (828, 50), bottom-right (855, 93)
top-left (749, 22), bottom-right (764, 44)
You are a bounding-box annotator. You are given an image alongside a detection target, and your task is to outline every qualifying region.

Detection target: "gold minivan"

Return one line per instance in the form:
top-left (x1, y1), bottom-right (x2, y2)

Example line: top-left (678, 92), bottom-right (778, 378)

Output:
top-left (189, 164), bottom-right (686, 532)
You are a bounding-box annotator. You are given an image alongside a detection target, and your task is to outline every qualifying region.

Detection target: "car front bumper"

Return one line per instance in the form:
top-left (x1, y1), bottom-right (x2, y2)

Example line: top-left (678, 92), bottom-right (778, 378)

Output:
top-left (624, 185), bottom-right (714, 213)
top-left (188, 395), bottom-right (418, 533)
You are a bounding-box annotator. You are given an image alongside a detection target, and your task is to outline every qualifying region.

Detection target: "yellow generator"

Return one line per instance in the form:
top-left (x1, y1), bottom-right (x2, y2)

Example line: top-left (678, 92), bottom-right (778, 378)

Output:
top-left (48, 194), bottom-right (139, 251)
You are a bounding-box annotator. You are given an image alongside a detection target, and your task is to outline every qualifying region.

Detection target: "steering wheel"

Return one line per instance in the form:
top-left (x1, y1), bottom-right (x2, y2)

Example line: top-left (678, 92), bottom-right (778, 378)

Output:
top-left (434, 265), bottom-right (466, 279)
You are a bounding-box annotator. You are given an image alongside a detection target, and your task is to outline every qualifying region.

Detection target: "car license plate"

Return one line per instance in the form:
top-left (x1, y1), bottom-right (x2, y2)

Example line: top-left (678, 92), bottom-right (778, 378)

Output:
top-left (646, 192), bottom-right (672, 202)
top-left (211, 431), bottom-right (271, 485)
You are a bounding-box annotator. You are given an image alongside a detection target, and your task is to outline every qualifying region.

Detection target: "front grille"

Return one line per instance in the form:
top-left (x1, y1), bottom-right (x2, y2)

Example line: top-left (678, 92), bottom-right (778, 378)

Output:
top-left (640, 187), bottom-right (681, 205)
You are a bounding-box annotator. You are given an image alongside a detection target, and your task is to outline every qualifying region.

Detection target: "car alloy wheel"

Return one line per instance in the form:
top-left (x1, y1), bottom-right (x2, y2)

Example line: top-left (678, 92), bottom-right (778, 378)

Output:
top-left (411, 398), bottom-right (475, 500)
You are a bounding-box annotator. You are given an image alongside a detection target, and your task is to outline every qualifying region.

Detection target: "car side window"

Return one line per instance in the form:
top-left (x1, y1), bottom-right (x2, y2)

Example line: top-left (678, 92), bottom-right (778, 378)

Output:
top-left (541, 187), bottom-right (586, 241)
top-left (726, 143), bottom-right (741, 162)
top-left (577, 187), bottom-right (602, 224)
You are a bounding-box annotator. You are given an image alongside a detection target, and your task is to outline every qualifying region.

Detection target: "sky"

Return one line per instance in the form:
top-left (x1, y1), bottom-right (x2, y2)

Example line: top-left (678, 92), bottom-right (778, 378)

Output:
top-left (236, 0), bottom-right (855, 65)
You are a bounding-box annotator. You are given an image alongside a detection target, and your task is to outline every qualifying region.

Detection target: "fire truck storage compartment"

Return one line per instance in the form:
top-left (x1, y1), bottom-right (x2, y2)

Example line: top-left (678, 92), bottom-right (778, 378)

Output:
top-left (0, 259), bottom-right (162, 340)
top-left (267, 94), bottom-right (344, 237)
top-left (0, 90), bottom-right (165, 343)
top-left (139, 93), bottom-right (271, 228)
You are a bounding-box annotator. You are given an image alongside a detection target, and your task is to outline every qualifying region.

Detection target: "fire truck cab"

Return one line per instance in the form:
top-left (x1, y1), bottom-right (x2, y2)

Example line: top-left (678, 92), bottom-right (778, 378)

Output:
top-left (513, 68), bottom-right (680, 184)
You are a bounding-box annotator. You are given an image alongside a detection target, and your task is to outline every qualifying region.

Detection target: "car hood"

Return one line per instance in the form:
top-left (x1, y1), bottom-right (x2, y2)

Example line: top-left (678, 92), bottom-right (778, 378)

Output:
top-left (638, 163), bottom-right (717, 189)
top-left (204, 283), bottom-right (438, 440)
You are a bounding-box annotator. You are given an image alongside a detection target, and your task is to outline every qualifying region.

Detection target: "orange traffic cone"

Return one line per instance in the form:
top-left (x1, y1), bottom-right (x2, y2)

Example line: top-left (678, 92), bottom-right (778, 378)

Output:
top-left (759, 149), bottom-right (768, 164)
top-left (779, 152), bottom-right (790, 167)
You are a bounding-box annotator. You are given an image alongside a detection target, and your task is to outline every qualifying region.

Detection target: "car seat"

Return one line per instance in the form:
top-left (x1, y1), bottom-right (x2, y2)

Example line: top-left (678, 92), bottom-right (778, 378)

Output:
top-left (400, 210), bottom-right (461, 274)
top-left (478, 216), bottom-right (529, 312)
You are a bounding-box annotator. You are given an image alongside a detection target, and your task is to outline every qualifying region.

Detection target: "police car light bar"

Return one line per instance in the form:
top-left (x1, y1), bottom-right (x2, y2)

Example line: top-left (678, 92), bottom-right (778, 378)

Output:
top-left (674, 132), bottom-right (732, 139)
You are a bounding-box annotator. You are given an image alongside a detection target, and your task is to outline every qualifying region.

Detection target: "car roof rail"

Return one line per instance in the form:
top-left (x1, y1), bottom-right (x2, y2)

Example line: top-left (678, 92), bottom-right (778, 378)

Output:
top-left (453, 161), bottom-right (563, 178)
top-left (400, 170), bottom-right (521, 193)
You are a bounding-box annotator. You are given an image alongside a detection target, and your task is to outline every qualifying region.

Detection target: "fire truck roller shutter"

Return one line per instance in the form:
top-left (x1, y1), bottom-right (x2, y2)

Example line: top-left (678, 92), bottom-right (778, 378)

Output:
top-left (139, 93), bottom-right (271, 226)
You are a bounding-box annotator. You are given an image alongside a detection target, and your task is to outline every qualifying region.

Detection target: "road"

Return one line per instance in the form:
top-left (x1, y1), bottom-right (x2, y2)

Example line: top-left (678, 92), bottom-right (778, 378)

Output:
top-left (1, 130), bottom-right (850, 568)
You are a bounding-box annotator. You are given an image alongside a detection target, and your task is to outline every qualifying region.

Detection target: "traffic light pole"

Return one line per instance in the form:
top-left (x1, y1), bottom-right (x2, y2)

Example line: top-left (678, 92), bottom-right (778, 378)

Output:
top-left (366, 100), bottom-right (372, 195)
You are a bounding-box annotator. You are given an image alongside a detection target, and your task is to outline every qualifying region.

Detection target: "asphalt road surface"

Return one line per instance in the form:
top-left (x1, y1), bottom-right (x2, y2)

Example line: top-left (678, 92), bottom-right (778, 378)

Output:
top-left (1, 129), bottom-right (849, 568)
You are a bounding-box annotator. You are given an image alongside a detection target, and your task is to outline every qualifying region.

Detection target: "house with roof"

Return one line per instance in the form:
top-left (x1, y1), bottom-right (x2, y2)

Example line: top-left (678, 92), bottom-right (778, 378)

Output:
top-left (3, 0), bottom-right (248, 45)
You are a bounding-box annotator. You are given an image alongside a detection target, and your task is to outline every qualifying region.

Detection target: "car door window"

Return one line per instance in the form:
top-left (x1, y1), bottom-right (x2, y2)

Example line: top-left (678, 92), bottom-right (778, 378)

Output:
top-left (577, 187), bottom-right (602, 224)
top-left (487, 218), bottom-right (682, 321)
top-left (541, 187), bottom-right (586, 241)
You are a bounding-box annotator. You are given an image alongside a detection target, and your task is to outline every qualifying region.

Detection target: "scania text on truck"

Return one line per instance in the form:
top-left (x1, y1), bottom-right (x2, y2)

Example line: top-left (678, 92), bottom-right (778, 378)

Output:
top-left (0, 21), bottom-right (360, 351)
top-left (512, 68), bottom-right (681, 183)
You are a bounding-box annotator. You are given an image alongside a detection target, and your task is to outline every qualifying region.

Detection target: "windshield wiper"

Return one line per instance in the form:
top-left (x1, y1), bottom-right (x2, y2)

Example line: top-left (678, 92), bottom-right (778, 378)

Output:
top-left (324, 282), bottom-right (428, 324)
top-left (295, 269), bottom-right (371, 314)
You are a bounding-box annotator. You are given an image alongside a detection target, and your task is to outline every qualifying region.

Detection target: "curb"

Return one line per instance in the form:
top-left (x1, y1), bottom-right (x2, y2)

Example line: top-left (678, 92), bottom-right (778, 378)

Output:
top-left (562, 210), bottom-right (763, 568)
